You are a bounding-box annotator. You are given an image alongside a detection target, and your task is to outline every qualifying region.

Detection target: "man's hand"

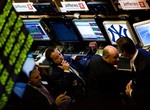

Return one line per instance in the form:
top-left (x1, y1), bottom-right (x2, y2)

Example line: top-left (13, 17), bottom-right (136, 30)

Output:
top-left (55, 94), bottom-right (71, 106)
top-left (125, 80), bottom-right (133, 97)
top-left (58, 60), bottom-right (70, 71)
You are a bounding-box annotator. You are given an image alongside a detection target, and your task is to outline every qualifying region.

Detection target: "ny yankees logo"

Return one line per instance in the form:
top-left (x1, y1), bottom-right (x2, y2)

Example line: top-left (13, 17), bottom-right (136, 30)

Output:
top-left (108, 24), bottom-right (128, 42)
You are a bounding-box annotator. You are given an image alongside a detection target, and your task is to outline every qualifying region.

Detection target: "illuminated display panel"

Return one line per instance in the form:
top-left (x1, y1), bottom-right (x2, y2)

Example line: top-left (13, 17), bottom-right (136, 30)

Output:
top-left (72, 19), bottom-right (106, 42)
top-left (0, 0), bottom-right (33, 109)
top-left (49, 19), bottom-right (80, 43)
top-left (23, 19), bottom-right (51, 41)
top-left (22, 53), bottom-right (35, 77)
top-left (103, 20), bottom-right (137, 45)
top-left (133, 19), bottom-right (150, 47)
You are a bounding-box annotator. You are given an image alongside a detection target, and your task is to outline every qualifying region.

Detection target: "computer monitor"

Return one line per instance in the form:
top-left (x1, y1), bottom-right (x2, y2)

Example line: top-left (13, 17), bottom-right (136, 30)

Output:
top-left (22, 53), bottom-right (35, 77)
top-left (87, 1), bottom-right (116, 14)
top-left (23, 19), bottom-right (51, 41)
top-left (133, 19), bottom-right (150, 47)
top-left (72, 19), bottom-right (106, 42)
top-left (49, 20), bottom-right (80, 43)
top-left (103, 20), bottom-right (137, 45)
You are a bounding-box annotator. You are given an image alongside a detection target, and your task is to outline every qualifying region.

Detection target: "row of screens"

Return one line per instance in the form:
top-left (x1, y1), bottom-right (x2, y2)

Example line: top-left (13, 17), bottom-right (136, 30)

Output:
top-left (23, 18), bottom-right (150, 47)
top-left (23, 18), bottom-right (105, 42)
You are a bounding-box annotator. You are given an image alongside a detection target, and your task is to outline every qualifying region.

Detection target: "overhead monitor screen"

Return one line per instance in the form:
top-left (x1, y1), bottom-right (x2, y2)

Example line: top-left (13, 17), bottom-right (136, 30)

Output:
top-left (133, 19), bottom-right (150, 47)
top-left (49, 20), bottom-right (80, 42)
top-left (103, 20), bottom-right (137, 45)
top-left (87, 1), bottom-right (116, 14)
top-left (23, 19), bottom-right (51, 41)
top-left (72, 19), bottom-right (106, 42)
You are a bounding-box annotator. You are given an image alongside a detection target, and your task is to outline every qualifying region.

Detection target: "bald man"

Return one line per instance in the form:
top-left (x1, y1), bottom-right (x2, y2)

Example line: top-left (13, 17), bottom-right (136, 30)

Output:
top-left (86, 45), bottom-right (125, 110)
top-left (102, 45), bottom-right (119, 66)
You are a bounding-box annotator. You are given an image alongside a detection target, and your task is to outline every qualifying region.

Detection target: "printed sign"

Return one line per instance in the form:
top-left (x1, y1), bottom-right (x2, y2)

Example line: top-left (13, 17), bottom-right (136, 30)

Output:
top-left (60, 1), bottom-right (89, 12)
top-left (12, 2), bottom-right (37, 12)
top-left (119, 0), bottom-right (150, 10)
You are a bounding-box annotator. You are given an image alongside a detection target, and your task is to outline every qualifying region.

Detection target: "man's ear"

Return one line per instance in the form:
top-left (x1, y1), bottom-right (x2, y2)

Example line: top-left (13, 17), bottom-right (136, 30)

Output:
top-left (103, 55), bottom-right (109, 61)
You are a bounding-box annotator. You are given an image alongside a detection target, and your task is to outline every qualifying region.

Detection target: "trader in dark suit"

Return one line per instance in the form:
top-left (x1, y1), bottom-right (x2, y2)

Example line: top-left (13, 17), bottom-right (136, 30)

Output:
top-left (45, 47), bottom-right (86, 110)
top-left (87, 45), bottom-right (124, 110)
top-left (21, 68), bottom-right (71, 110)
top-left (116, 37), bottom-right (150, 110)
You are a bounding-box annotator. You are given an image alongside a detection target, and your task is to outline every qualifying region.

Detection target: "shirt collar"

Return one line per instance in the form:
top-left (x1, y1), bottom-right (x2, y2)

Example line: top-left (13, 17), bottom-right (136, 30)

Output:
top-left (130, 49), bottom-right (138, 70)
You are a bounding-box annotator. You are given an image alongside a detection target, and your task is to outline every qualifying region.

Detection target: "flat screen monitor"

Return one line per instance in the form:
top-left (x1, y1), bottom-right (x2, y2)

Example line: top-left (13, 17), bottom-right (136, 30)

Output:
top-left (22, 53), bottom-right (35, 77)
top-left (133, 19), bottom-right (150, 47)
top-left (23, 19), bottom-right (51, 41)
top-left (49, 20), bottom-right (80, 43)
top-left (103, 20), bottom-right (137, 45)
top-left (72, 19), bottom-right (106, 42)
top-left (87, 1), bottom-right (116, 14)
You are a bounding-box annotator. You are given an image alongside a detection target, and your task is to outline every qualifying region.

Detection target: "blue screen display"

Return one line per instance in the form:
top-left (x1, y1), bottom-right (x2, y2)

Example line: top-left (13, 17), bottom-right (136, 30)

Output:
top-left (50, 21), bottom-right (79, 42)
top-left (23, 19), bottom-right (51, 41)
top-left (133, 20), bottom-right (150, 47)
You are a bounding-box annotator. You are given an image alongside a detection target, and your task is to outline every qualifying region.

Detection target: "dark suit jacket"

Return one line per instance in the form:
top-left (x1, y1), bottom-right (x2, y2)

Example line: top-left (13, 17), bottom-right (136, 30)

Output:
top-left (87, 54), bottom-right (123, 110)
top-left (21, 84), bottom-right (57, 110)
top-left (88, 54), bottom-right (120, 94)
top-left (132, 48), bottom-right (150, 109)
top-left (45, 56), bottom-right (86, 100)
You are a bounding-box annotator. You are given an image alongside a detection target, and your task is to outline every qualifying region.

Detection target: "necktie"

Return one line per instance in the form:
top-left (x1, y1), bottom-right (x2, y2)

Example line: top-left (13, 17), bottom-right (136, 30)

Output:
top-left (40, 84), bottom-right (54, 105)
top-left (28, 83), bottom-right (54, 105)
top-left (69, 66), bottom-right (86, 94)
top-left (69, 66), bottom-right (85, 85)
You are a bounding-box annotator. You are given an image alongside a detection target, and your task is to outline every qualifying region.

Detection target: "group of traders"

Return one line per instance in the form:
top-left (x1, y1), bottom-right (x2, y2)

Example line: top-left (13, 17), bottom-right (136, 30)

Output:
top-left (5, 37), bottom-right (150, 110)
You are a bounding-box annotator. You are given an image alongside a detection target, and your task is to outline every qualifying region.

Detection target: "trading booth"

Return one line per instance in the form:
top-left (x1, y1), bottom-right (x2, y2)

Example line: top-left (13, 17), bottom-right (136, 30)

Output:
top-left (0, 0), bottom-right (150, 109)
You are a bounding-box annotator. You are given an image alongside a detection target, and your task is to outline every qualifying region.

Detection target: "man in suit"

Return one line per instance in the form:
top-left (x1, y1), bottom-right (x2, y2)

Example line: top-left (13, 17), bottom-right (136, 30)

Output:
top-left (45, 47), bottom-right (86, 110)
top-left (87, 45), bottom-right (124, 110)
top-left (116, 37), bottom-right (150, 110)
top-left (21, 68), bottom-right (71, 110)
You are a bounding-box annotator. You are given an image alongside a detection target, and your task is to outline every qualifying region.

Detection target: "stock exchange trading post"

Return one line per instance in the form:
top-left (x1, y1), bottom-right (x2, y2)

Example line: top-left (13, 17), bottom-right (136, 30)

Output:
top-left (0, 0), bottom-right (33, 109)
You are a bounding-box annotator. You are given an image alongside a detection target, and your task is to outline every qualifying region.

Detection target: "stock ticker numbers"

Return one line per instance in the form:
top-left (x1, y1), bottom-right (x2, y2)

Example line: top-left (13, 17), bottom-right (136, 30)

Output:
top-left (0, 0), bottom-right (33, 109)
